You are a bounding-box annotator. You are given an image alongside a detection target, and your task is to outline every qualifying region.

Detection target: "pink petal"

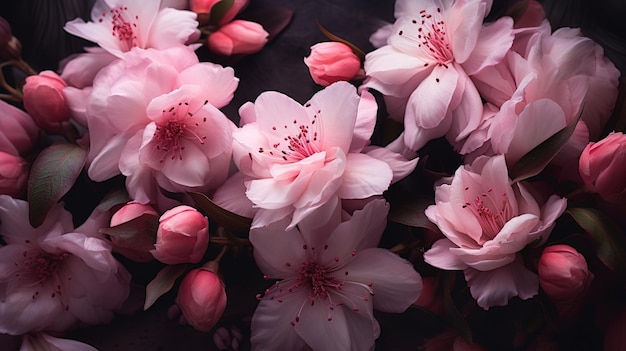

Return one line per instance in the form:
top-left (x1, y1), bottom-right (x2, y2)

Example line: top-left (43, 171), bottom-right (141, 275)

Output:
top-left (88, 130), bottom-right (135, 181)
top-left (238, 101), bottom-right (257, 125)
top-left (249, 217), bottom-right (307, 277)
top-left (0, 197), bottom-right (73, 244)
top-left (251, 207), bottom-right (293, 229)
top-left (447, 70), bottom-right (483, 142)
top-left (343, 248), bottom-right (423, 313)
top-left (337, 153), bottom-right (392, 199)
top-left (254, 91), bottom-right (309, 137)
top-left (462, 16), bottom-right (514, 75)
top-left (246, 177), bottom-right (309, 210)
top-left (447, 0), bottom-right (486, 63)
top-left (406, 65), bottom-right (459, 130)
top-left (250, 294), bottom-right (308, 351)
top-left (364, 146), bottom-right (418, 183)
top-left (464, 257), bottom-right (538, 309)
top-left (160, 142), bottom-right (212, 187)
top-left (292, 151), bottom-right (346, 208)
top-left (212, 172), bottom-right (257, 219)
top-left (350, 90), bottom-right (378, 152)
top-left (21, 333), bottom-right (99, 351)
top-left (147, 8), bottom-right (199, 49)
top-left (423, 238), bottom-right (468, 270)
top-left (60, 48), bottom-right (117, 89)
top-left (293, 296), bottom-right (351, 351)
top-left (176, 63), bottom-right (239, 109)
top-left (363, 45), bottom-right (430, 95)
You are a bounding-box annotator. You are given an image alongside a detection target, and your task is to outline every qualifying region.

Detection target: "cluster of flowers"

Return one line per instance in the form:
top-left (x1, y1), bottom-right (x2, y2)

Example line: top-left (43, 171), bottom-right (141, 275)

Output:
top-left (1, 0), bottom-right (625, 350)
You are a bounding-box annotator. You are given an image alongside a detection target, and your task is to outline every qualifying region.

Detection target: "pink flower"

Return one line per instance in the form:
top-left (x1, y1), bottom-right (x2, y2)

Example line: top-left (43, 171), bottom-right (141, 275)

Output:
top-left (579, 132), bottom-right (626, 204)
top-left (20, 333), bottom-right (98, 351)
top-left (151, 205), bottom-right (209, 264)
top-left (0, 100), bottom-right (38, 157)
top-left (538, 244), bottom-right (593, 316)
top-left (222, 81), bottom-right (416, 229)
top-left (64, 0), bottom-right (199, 57)
top-left (0, 195), bottom-right (131, 335)
top-left (363, 0), bottom-right (514, 151)
top-left (250, 199), bottom-right (422, 351)
top-left (177, 267), bottom-right (227, 332)
top-left (208, 20), bottom-right (268, 56)
top-left (304, 42), bottom-right (362, 86)
top-left (109, 202), bottom-right (159, 262)
top-left (190, 0), bottom-right (249, 25)
top-left (423, 155), bottom-right (567, 309)
top-left (23, 71), bottom-right (71, 134)
top-left (68, 46), bottom-right (238, 207)
top-left (0, 152), bottom-right (28, 198)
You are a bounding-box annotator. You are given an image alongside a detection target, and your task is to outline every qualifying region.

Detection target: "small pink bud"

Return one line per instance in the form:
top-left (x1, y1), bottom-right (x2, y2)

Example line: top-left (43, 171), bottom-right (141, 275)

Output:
top-left (579, 132), bottom-right (626, 204)
top-left (0, 152), bottom-right (28, 198)
top-left (23, 71), bottom-right (71, 134)
top-left (151, 205), bottom-right (209, 264)
top-left (538, 245), bottom-right (593, 315)
top-left (0, 100), bottom-right (39, 157)
top-left (304, 42), bottom-right (361, 86)
top-left (109, 202), bottom-right (159, 262)
top-left (208, 20), bottom-right (268, 56)
top-left (177, 268), bottom-right (227, 332)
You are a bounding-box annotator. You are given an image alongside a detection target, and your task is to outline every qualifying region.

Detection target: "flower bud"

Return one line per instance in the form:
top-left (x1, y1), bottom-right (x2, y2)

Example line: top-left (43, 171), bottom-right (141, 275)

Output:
top-left (208, 20), bottom-right (268, 56)
top-left (109, 202), bottom-right (159, 262)
top-left (0, 17), bottom-right (22, 60)
top-left (151, 205), bottom-right (209, 264)
top-left (538, 245), bottom-right (593, 314)
top-left (304, 42), bottom-right (361, 86)
top-left (191, 0), bottom-right (248, 25)
top-left (177, 268), bottom-right (227, 332)
top-left (23, 71), bottom-right (71, 134)
top-left (0, 17), bottom-right (11, 46)
top-left (0, 100), bottom-right (39, 157)
top-left (0, 152), bottom-right (28, 198)
top-left (579, 132), bottom-right (626, 204)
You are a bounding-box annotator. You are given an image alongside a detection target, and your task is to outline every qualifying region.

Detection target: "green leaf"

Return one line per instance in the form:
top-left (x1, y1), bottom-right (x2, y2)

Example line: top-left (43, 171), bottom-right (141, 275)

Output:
top-left (99, 213), bottom-right (158, 246)
top-left (316, 21), bottom-right (366, 61)
top-left (388, 196), bottom-right (438, 232)
top-left (27, 143), bottom-right (87, 227)
top-left (208, 0), bottom-right (234, 26)
top-left (95, 188), bottom-right (130, 213)
top-left (144, 264), bottom-right (188, 310)
top-left (509, 102), bottom-right (585, 182)
top-left (567, 207), bottom-right (626, 281)
top-left (188, 192), bottom-right (252, 232)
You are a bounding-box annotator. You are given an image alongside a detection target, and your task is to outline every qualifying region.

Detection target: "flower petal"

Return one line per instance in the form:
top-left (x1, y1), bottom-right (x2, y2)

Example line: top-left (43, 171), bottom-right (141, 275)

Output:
top-left (406, 65), bottom-right (459, 130)
top-left (350, 90), bottom-right (378, 152)
top-left (337, 153), bottom-right (392, 199)
top-left (250, 217), bottom-right (307, 278)
top-left (462, 16), bottom-right (514, 75)
top-left (424, 238), bottom-right (468, 270)
top-left (250, 291), bottom-right (308, 351)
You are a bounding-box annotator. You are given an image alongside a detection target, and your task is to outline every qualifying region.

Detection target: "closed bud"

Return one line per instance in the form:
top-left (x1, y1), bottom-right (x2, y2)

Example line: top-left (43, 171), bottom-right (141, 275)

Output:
top-left (208, 20), bottom-right (268, 56)
top-left (109, 202), bottom-right (159, 262)
top-left (0, 100), bottom-right (39, 157)
top-left (304, 42), bottom-right (361, 86)
top-left (0, 152), bottom-right (28, 198)
top-left (151, 205), bottom-right (209, 264)
top-left (579, 132), bottom-right (626, 204)
top-left (177, 268), bottom-right (227, 332)
top-left (23, 71), bottom-right (71, 134)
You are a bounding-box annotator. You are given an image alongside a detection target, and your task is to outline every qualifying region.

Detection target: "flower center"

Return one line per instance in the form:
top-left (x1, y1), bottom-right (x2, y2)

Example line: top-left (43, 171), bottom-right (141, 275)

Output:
top-left (98, 6), bottom-right (138, 51)
top-left (463, 187), bottom-right (513, 240)
top-left (259, 105), bottom-right (322, 162)
top-left (154, 100), bottom-right (209, 162)
top-left (403, 7), bottom-right (453, 65)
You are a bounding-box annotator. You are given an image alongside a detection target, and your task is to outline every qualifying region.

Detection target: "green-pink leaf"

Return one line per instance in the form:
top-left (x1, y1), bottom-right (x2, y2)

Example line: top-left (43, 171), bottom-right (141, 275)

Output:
top-left (144, 264), bottom-right (188, 310)
top-left (567, 207), bottom-right (626, 281)
top-left (316, 21), bottom-right (365, 61)
top-left (27, 143), bottom-right (87, 227)
top-left (188, 192), bottom-right (252, 232)
top-left (208, 0), bottom-right (234, 26)
top-left (99, 213), bottom-right (158, 252)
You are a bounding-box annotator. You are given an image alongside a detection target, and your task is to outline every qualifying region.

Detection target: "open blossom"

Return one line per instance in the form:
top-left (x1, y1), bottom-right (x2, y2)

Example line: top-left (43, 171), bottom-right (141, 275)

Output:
top-left (423, 155), bottom-right (566, 309)
top-left (363, 0), bottom-right (514, 151)
top-left (0, 195), bottom-right (131, 335)
top-left (250, 199), bottom-right (422, 351)
top-left (218, 81), bottom-right (417, 229)
top-left (66, 46), bottom-right (238, 207)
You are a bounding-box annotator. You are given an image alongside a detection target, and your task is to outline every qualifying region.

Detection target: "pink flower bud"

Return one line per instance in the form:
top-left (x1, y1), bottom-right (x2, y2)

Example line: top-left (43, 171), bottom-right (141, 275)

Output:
top-left (0, 100), bottom-right (38, 157)
top-left (579, 132), bottom-right (626, 204)
top-left (190, 0), bottom-right (249, 25)
top-left (208, 20), bottom-right (268, 56)
top-left (109, 202), bottom-right (159, 262)
top-left (304, 42), bottom-right (361, 86)
top-left (0, 151), bottom-right (28, 198)
top-left (151, 205), bottom-right (209, 264)
top-left (23, 71), bottom-right (71, 134)
top-left (538, 245), bottom-right (593, 314)
top-left (177, 268), bottom-right (227, 332)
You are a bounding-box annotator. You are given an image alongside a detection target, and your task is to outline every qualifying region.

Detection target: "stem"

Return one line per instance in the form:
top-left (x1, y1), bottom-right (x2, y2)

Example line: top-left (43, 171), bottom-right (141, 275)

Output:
top-left (209, 235), bottom-right (251, 246)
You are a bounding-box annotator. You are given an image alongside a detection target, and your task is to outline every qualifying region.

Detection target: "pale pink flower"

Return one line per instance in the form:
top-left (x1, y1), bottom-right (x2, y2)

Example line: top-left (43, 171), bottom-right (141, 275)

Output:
top-left (222, 81), bottom-right (417, 229)
top-left (304, 42), bottom-right (362, 86)
top-left (67, 46), bottom-right (238, 207)
top-left (250, 199), bottom-right (422, 351)
top-left (363, 0), bottom-right (514, 151)
top-left (0, 100), bottom-right (38, 157)
top-left (0, 195), bottom-right (131, 335)
top-left (423, 155), bottom-right (566, 309)
top-left (20, 333), bottom-right (98, 351)
top-left (151, 205), bottom-right (209, 264)
top-left (207, 20), bottom-right (268, 56)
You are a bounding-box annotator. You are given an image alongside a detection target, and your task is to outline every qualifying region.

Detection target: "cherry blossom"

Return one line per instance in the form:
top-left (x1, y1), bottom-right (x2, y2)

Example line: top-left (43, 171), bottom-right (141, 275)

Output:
top-left (0, 195), bottom-right (131, 335)
top-left (250, 199), bottom-right (422, 350)
top-left (423, 155), bottom-right (566, 309)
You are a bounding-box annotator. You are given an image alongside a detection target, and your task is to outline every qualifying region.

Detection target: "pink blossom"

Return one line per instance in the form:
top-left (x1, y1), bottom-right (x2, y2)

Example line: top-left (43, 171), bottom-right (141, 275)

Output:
top-left (177, 267), bottom-right (227, 332)
top-left (23, 71), bottom-right (71, 134)
top-left (304, 42), bottom-right (362, 86)
top-left (579, 132), bottom-right (626, 204)
top-left (250, 199), bottom-right (422, 351)
top-left (19, 333), bottom-right (98, 351)
top-left (208, 20), bottom-right (268, 56)
top-left (64, 0), bottom-right (199, 57)
top-left (0, 152), bottom-right (28, 198)
top-left (363, 0), bottom-right (514, 151)
top-left (151, 205), bottom-right (209, 264)
top-left (221, 81), bottom-right (417, 229)
top-left (67, 46), bottom-right (238, 207)
top-left (190, 0), bottom-right (249, 25)
top-left (423, 155), bottom-right (566, 309)
top-left (0, 195), bottom-right (131, 335)
top-left (0, 100), bottom-right (38, 157)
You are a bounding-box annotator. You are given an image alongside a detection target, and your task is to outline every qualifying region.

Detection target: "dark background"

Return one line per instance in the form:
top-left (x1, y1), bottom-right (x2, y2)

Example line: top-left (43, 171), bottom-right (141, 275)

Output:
top-left (1, 0), bottom-right (625, 350)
